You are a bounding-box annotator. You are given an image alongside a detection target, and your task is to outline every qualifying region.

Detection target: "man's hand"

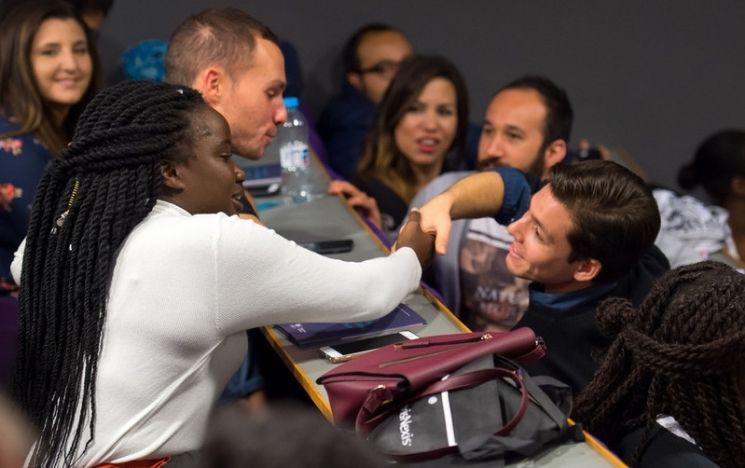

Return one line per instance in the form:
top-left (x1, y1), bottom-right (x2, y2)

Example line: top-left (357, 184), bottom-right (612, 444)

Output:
top-left (412, 192), bottom-right (455, 256)
top-left (394, 210), bottom-right (435, 267)
top-left (408, 171), bottom-right (507, 255)
top-left (328, 180), bottom-right (382, 230)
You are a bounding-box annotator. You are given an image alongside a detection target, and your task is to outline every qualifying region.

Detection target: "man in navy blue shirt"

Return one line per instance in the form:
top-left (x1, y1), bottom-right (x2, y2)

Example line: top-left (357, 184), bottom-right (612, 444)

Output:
top-left (415, 161), bottom-right (668, 395)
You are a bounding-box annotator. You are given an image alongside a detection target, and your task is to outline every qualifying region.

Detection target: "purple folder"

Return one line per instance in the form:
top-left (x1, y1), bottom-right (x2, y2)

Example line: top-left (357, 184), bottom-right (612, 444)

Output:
top-left (275, 303), bottom-right (426, 347)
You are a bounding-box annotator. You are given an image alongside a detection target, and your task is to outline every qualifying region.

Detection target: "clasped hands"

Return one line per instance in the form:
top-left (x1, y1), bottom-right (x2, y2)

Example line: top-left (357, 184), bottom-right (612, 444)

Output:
top-left (328, 180), bottom-right (454, 266)
top-left (394, 192), bottom-right (455, 267)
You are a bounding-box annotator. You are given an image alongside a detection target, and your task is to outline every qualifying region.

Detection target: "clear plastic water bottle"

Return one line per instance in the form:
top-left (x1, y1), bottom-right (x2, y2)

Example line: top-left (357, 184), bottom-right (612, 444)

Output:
top-left (279, 97), bottom-right (312, 203)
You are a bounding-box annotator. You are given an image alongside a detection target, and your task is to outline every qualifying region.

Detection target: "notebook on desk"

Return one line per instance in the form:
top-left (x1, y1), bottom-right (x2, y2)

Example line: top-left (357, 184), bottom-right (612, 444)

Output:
top-left (242, 163), bottom-right (282, 197)
top-left (275, 303), bottom-right (426, 347)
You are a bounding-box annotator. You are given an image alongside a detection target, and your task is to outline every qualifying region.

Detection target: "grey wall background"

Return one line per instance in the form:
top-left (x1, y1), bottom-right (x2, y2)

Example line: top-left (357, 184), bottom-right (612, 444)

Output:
top-left (96, 1), bottom-right (744, 190)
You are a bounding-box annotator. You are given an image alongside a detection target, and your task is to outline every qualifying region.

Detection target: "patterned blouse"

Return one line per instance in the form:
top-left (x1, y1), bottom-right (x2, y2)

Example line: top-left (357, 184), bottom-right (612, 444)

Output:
top-left (0, 114), bottom-right (53, 286)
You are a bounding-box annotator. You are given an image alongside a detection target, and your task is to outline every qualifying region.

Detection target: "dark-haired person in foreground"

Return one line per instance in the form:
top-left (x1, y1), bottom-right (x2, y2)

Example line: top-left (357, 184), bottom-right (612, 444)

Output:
top-left (574, 261), bottom-right (745, 467)
top-left (10, 80), bottom-right (433, 467)
top-left (415, 160), bottom-right (669, 395)
top-left (203, 403), bottom-right (388, 468)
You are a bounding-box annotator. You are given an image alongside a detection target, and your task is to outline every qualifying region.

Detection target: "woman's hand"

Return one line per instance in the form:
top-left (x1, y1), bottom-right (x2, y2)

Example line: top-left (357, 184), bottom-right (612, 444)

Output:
top-left (328, 180), bottom-right (382, 230)
top-left (394, 210), bottom-right (435, 268)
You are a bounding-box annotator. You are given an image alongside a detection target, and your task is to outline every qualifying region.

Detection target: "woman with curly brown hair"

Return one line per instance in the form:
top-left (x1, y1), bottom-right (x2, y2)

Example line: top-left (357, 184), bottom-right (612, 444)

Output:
top-left (574, 261), bottom-right (745, 467)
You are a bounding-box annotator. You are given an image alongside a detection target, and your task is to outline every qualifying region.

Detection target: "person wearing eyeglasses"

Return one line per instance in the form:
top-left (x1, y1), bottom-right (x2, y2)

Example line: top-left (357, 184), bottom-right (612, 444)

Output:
top-left (317, 24), bottom-right (413, 179)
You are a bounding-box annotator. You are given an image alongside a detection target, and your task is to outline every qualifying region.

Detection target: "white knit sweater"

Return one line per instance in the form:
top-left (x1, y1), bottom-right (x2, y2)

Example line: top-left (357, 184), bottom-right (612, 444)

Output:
top-left (12, 200), bottom-right (421, 466)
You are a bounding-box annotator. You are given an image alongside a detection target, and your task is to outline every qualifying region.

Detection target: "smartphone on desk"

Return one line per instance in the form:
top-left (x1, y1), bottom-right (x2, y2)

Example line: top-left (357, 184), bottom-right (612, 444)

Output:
top-left (299, 239), bottom-right (354, 255)
top-left (319, 330), bottom-right (418, 363)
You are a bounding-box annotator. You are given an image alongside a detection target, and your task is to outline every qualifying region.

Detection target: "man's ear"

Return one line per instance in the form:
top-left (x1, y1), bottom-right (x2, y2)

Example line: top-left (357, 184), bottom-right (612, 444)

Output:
top-left (543, 139), bottom-right (567, 171)
top-left (160, 160), bottom-right (186, 192)
top-left (346, 72), bottom-right (362, 91)
top-left (573, 257), bottom-right (602, 283)
top-left (193, 67), bottom-right (226, 108)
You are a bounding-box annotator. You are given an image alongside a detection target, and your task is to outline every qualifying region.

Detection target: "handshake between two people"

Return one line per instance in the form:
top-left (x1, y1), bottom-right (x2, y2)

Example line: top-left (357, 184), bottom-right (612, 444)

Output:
top-left (328, 180), bottom-right (463, 266)
top-left (393, 210), bottom-right (435, 268)
top-left (395, 189), bottom-right (460, 267)
top-left (329, 176), bottom-right (488, 265)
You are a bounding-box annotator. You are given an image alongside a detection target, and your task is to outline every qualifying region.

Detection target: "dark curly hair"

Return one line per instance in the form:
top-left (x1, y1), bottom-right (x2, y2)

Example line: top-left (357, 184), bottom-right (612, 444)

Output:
top-left (574, 261), bottom-right (745, 467)
top-left (12, 80), bottom-right (205, 467)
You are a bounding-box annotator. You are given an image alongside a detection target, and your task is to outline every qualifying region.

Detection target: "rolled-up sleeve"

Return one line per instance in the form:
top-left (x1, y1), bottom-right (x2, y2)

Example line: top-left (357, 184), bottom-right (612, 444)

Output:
top-left (493, 167), bottom-right (533, 225)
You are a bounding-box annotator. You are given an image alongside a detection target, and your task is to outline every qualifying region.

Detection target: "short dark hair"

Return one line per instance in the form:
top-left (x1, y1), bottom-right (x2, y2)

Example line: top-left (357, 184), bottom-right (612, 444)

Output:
top-left (357, 55), bottom-right (469, 203)
top-left (548, 160), bottom-right (660, 283)
top-left (342, 23), bottom-right (401, 74)
top-left (677, 129), bottom-right (745, 206)
top-left (165, 7), bottom-right (279, 86)
top-left (497, 75), bottom-right (573, 148)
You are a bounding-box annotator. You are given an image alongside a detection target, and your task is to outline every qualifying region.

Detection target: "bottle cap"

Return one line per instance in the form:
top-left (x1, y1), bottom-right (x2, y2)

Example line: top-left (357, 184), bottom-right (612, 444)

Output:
top-left (283, 96), bottom-right (299, 108)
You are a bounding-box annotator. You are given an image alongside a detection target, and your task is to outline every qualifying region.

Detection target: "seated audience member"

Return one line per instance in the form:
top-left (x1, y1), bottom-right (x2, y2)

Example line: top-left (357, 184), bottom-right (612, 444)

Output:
top-left (165, 8), bottom-right (287, 161)
top-left (165, 7), bottom-right (289, 405)
top-left (317, 24), bottom-right (412, 179)
top-left (657, 129), bottom-right (745, 269)
top-left (348, 55), bottom-right (469, 237)
top-left (0, 0), bottom-right (99, 293)
top-left (574, 261), bottom-right (745, 468)
top-left (203, 404), bottom-right (387, 468)
top-left (410, 75), bottom-right (572, 330)
top-left (10, 80), bottom-right (433, 467)
top-left (416, 160), bottom-right (668, 395)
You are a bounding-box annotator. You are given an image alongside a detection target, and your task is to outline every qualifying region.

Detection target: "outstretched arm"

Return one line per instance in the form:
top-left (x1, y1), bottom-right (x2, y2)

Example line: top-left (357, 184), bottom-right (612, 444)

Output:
top-left (416, 167), bottom-right (533, 255)
top-left (417, 171), bottom-right (507, 255)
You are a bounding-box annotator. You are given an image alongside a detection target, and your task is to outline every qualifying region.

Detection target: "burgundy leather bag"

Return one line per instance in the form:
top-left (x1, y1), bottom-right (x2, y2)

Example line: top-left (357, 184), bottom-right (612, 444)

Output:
top-left (316, 328), bottom-right (545, 433)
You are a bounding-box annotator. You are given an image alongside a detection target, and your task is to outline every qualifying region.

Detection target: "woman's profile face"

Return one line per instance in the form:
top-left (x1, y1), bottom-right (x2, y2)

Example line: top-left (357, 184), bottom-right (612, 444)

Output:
top-left (393, 77), bottom-right (457, 171)
top-left (169, 106), bottom-right (246, 216)
top-left (30, 18), bottom-right (93, 113)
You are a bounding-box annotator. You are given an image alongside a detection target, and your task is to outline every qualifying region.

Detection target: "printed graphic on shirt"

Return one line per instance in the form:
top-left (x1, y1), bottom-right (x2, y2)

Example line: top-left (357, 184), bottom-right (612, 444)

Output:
top-left (653, 189), bottom-right (729, 267)
top-left (459, 218), bottom-right (529, 331)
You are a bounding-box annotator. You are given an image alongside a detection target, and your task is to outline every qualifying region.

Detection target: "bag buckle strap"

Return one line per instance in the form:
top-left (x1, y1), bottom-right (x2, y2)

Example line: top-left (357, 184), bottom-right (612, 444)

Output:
top-left (362, 385), bottom-right (395, 412)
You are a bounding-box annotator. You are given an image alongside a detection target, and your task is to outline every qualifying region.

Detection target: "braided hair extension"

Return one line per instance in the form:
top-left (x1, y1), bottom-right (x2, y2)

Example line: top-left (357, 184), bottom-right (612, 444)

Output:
top-left (11, 80), bottom-right (205, 467)
top-left (574, 261), bottom-right (745, 467)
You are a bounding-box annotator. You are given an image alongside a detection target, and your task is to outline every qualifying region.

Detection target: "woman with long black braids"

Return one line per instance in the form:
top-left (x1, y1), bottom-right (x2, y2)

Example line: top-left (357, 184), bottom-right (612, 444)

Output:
top-left (574, 261), bottom-right (745, 467)
top-left (10, 80), bottom-right (433, 467)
